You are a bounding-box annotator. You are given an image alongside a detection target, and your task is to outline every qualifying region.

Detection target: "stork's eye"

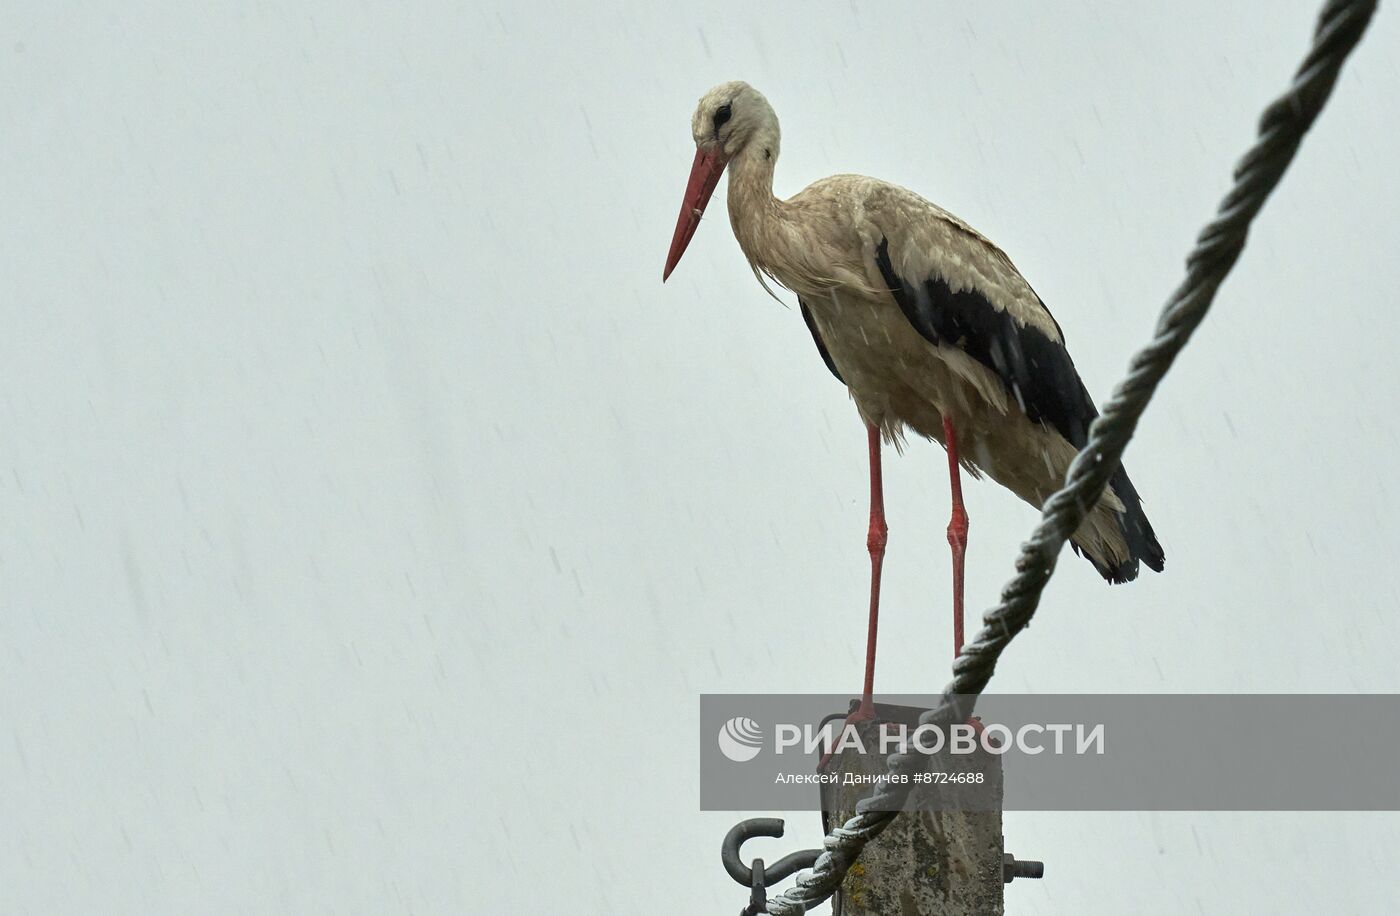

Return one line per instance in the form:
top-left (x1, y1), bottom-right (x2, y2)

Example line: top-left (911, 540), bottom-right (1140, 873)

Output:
top-left (714, 104), bottom-right (732, 128)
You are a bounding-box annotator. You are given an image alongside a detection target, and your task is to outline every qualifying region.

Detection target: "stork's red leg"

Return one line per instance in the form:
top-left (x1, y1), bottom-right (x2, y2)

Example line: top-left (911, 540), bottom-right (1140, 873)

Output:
top-left (943, 416), bottom-right (969, 656)
top-left (856, 422), bottom-right (886, 721)
top-left (820, 423), bottom-right (885, 770)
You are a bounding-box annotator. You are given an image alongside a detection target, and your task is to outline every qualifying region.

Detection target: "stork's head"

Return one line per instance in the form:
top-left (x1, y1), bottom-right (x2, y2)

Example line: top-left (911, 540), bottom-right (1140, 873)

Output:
top-left (663, 81), bottom-right (778, 281)
top-left (690, 81), bottom-right (777, 160)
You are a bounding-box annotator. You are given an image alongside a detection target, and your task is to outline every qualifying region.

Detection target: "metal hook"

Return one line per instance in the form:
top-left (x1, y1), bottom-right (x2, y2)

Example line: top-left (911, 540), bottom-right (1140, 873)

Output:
top-left (722, 818), bottom-right (822, 889)
top-left (742, 857), bottom-right (766, 916)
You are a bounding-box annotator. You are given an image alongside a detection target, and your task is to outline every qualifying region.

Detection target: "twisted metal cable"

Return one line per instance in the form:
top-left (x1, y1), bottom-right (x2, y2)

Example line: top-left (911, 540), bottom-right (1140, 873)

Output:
top-left (764, 0), bottom-right (1377, 911)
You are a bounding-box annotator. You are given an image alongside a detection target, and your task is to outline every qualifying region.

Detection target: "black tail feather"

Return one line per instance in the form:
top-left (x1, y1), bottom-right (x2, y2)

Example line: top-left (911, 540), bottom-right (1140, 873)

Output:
top-left (1067, 465), bottom-right (1164, 584)
top-left (1086, 464), bottom-right (1164, 584)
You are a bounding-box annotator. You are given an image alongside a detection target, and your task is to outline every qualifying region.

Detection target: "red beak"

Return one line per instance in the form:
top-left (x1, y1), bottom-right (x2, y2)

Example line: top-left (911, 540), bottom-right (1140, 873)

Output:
top-left (663, 147), bottom-right (728, 281)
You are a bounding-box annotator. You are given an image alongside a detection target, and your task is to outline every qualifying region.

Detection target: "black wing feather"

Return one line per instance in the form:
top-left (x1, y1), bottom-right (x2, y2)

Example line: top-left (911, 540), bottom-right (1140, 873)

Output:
top-left (874, 237), bottom-right (1093, 446)
top-left (874, 237), bottom-right (1163, 581)
top-left (798, 297), bottom-right (845, 385)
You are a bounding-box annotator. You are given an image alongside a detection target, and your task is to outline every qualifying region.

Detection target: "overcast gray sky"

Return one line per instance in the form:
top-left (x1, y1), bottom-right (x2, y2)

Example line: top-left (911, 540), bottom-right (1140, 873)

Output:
top-left (3, 2), bottom-right (1398, 913)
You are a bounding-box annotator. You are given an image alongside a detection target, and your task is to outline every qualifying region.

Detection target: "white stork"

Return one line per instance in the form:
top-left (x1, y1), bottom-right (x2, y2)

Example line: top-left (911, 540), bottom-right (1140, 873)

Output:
top-left (663, 82), bottom-right (1164, 720)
